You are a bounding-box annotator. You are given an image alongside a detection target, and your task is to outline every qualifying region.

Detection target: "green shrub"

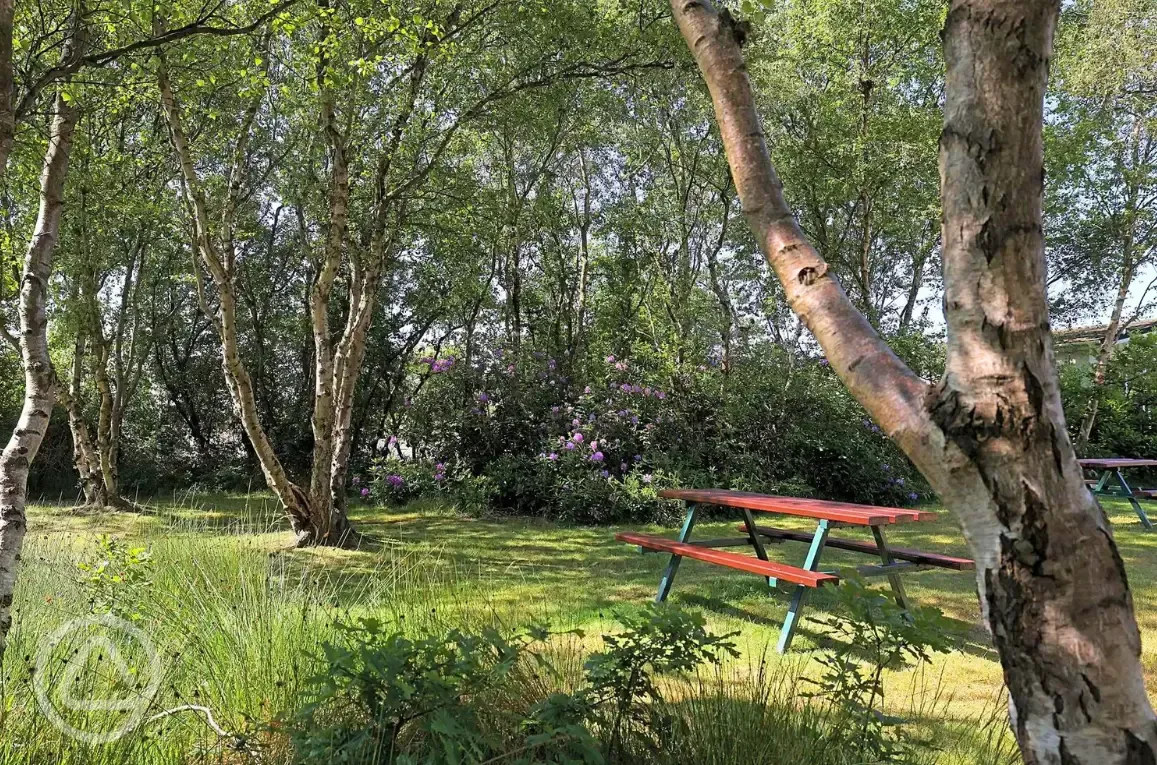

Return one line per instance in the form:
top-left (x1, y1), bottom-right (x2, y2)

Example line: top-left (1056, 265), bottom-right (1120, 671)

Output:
top-left (805, 574), bottom-right (957, 762)
top-left (369, 340), bottom-right (933, 523)
top-left (284, 605), bottom-right (737, 764)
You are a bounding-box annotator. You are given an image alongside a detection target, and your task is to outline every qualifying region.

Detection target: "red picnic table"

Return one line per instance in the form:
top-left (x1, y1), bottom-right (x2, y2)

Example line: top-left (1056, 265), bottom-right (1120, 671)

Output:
top-left (616, 489), bottom-right (973, 653)
top-left (1080, 458), bottom-right (1157, 530)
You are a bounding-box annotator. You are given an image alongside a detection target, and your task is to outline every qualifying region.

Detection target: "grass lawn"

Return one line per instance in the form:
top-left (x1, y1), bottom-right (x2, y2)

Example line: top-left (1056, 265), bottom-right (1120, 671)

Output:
top-left (4, 491), bottom-right (1155, 763)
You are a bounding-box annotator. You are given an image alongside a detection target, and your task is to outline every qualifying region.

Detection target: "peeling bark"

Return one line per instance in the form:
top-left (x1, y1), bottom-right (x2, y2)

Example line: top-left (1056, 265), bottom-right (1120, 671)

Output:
top-left (0, 89), bottom-right (80, 662)
top-left (671, 1), bottom-right (1157, 761)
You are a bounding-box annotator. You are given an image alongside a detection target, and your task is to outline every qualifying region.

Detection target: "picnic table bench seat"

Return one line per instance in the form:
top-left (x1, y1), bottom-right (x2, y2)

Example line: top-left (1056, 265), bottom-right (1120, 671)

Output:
top-left (739, 524), bottom-right (975, 571)
top-left (616, 531), bottom-right (840, 588)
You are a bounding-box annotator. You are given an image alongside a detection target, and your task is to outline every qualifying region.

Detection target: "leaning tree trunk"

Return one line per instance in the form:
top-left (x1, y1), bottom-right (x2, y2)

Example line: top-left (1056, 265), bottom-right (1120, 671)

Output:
top-left (1076, 198), bottom-right (1139, 451)
top-left (0, 91), bottom-right (79, 661)
top-left (671, 1), bottom-right (1157, 762)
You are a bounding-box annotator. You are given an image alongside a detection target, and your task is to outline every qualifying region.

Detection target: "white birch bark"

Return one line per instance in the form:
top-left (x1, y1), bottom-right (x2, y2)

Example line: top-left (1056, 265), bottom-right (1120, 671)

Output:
top-left (0, 90), bottom-right (80, 660)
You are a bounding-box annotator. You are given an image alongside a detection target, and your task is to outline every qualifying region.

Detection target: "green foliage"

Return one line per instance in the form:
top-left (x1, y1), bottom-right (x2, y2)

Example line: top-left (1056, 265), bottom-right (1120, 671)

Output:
top-left (806, 574), bottom-right (956, 763)
top-left (1061, 335), bottom-right (1157, 463)
top-left (581, 605), bottom-right (738, 758)
top-left (75, 534), bottom-right (154, 622)
top-left (379, 341), bottom-right (929, 523)
top-left (286, 605), bottom-right (736, 764)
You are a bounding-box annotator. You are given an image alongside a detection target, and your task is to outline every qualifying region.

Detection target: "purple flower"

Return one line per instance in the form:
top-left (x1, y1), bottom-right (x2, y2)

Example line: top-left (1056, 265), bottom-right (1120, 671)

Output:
top-left (631, 415), bottom-right (639, 425)
top-left (656, 391), bottom-right (666, 400)
top-left (620, 462), bottom-right (628, 471)
top-left (618, 410), bottom-right (628, 417)
top-left (351, 476), bottom-right (360, 485)
top-left (548, 359), bottom-right (556, 370)
top-left (388, 435), bottom-right (398, 446)
top-left (548, 452), bottom-right (559, 461)
top-left (588, 412), bottom-right (596, 422)
top-left (584, 386), bottom-right (592, 394)
top-left (642, 474), bottom-right (653, 484)
top-left (601, 470), bottom-right (610, 478)
top-left (896, 478), bottom-right (905, 486)
top-left (908, 492), bottom-right (919, 501)
top-left (565, 442), bottom-right (576, 451)
top-left (572, 432), bottom-right (584, 443)
top-left (615, 361), bottom-right (626, 371)
top-left (634, 454), bottom-right (642, 462)
top-left (819, 359), bottom-right (830, 367)
top-left (572, 418), bottom-right (580, 427)
top-left (477, 392), bottom-right (490, 403)
top-left (386, 474), bottom-right (404, 487)
top-left (643, 387), bottom-right (652, 396)
top-left (506, 364), bottom-right (516, 374)
top-left (620, 383), bottom-right (631, 392)
top-left (435, 473), bottom-right (445, 482)
top-left (360, 487), bottom-right (370, 497)
top-left (590, 440), bottom-right (598, 451)
top-left (606, 355), bottom-right (615, 363)
top-left (591, 451), bottom-right (604, 462)
top-left (436, 463), bottom-right (446, 471)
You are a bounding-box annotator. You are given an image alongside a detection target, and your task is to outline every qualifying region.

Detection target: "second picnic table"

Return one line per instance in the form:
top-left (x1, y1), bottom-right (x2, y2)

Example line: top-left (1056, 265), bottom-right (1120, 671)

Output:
top-left (616, 489), bottom-right (973, 653)
top-left (1080, 458), bottom-right (1157, 530)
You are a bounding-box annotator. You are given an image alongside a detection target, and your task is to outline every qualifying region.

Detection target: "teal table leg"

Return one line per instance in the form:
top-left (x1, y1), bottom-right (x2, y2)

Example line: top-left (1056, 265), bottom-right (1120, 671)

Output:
top-left (741, 508), bottom-right (776, 588)
top-left (871, 525), bottom-right (911, 615)
top-left (1113, 470), bottom-right (1153, 530)
top-left (656, 502), bottom-right (699, 602)
top-left (1094, 471), bottom-right (1111, 493)
top-left (777, 519), bottom-right (831, 653)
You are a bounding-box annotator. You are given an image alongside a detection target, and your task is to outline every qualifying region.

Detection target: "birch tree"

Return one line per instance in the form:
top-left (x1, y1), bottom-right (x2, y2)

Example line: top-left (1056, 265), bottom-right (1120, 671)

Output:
top-left (0, 0), bottom-right (304, 663)
top-left (671, 0), bottom-right (1156, 761)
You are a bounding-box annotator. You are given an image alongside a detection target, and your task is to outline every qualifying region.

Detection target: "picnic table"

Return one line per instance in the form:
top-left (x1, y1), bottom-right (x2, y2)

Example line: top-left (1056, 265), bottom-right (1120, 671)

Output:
top-left (1080, 458), bottom-right (1157, 530)
top-left (616, 489), bottom-right (973, 653)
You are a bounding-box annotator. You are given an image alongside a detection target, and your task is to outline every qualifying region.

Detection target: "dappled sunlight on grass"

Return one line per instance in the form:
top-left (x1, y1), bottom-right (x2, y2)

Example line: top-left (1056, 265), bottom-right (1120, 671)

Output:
top-left (13, 491), bottom-right (1157, 761)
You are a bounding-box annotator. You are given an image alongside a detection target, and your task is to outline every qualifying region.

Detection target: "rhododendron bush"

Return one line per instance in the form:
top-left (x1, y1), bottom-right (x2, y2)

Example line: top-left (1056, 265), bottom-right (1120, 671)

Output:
top-left (364, 340), bottom-right (930, 522)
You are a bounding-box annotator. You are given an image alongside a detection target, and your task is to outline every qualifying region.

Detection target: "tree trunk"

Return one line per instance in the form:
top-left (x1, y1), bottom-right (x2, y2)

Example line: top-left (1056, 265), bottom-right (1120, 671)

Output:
top-left (1076, 157), bottom-right (1141, 452)
top-left (328, 258), bottom-right (382, 522)
top-left (305, 48), bottom-right (357, 544)
top-left (0, 90), bottom-right (79, 662)
top-left (671, 1), bottom-right (1157, 762)
top-left (61, 332), bottom-right (106, 506)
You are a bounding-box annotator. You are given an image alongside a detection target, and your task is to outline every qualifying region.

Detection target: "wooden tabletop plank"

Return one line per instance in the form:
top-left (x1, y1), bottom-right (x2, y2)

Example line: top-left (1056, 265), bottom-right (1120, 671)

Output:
top-left (1079, 458), bottom-right (1157, 469)
top-left (659, 488), bottom-right (936, 526)
top-left (616, 532), bottom-right (839, 587)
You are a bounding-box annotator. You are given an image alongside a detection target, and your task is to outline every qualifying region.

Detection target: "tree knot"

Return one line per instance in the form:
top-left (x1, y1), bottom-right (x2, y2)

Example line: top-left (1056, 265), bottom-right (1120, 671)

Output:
top-left (797, 263), bottom-right (829, 286)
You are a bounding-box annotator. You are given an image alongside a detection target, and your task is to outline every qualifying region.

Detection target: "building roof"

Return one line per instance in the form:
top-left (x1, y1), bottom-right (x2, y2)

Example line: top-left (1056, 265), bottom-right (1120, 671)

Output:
top-left (1053, 316), bottom-right (1157, 344)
